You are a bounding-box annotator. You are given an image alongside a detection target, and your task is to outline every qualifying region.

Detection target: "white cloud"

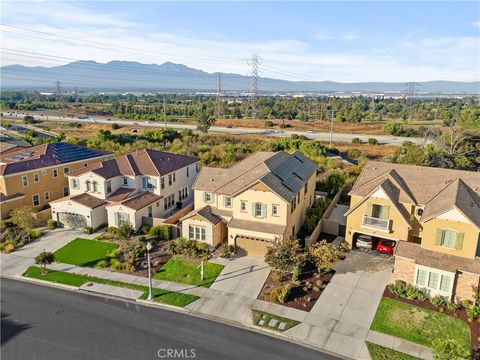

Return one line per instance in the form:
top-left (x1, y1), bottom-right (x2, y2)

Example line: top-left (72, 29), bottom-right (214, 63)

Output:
top-left (472, 21), bottom-right (480, 28)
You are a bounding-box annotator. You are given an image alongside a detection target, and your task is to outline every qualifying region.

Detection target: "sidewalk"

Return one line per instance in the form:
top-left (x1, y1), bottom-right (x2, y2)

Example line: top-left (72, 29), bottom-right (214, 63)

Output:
top-left (366, 330), bottom-right (433, 360)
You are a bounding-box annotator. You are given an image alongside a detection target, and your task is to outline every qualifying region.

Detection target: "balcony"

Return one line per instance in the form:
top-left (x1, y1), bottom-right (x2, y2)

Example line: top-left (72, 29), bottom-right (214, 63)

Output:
top-left (362, 215), bottom-right (391, 231)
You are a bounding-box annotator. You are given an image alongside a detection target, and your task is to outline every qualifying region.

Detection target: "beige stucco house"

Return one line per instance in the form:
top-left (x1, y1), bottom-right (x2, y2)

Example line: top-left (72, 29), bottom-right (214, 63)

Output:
top-left (0, 142), bottom-right (112, 220)
top-left (180, 151), bottom-right (318, 257)
top-left (50, 149), bottom-right (199, 231)
top-left (344, 161), bottom-right (480, 301)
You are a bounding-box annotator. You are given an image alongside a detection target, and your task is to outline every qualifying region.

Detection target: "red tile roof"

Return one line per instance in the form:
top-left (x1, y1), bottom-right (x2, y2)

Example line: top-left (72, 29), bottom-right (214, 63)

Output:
top-left (107, 191), bottom-right (162, 211)
top-left (50, 193), bottom-right (107, 209)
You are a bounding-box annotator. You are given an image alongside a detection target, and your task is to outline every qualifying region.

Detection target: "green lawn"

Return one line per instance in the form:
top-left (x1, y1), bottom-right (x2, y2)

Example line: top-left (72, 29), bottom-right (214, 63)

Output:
top-left (366, 342), bottom-right (421, 360)
top-left (23, 266), bottom-right (198, 307)
top-left (252, 310), bottom-right (300, 332)
top-left (371, 298), bottom-right (470, 352)
top-left (53, 238), bottom-right (119, 267)
top-left (153, 256), bottom-right (224, 288)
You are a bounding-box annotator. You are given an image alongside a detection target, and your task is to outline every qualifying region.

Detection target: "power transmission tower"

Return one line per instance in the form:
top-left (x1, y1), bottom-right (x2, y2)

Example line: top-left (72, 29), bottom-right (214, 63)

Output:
top-left (247, 54), bottom-right (261, 119)
top-left (215, 73), bottom-right (222, 119)
top-left (329, 110), bottom-right (335, 146)
top-left (55, 81), bottom-right (62, 102)
top-left (405, 82), bottom-right (419, 108)
top-left (163, 96), bottom-right (167, 130)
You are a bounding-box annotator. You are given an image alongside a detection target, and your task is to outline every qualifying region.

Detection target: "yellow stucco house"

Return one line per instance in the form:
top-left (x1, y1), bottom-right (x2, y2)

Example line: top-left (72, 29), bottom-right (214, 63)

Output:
top-left (180, 151), bottom-right (318, 258)
top-left (344, 161), bottom-right (480, 301)
top-left (0, 142), bottom-right (112, 220)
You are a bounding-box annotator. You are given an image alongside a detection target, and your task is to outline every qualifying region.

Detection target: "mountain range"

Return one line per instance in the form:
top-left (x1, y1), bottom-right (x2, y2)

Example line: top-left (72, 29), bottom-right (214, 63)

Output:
top-left (1, 60), bottom-right (479, 94)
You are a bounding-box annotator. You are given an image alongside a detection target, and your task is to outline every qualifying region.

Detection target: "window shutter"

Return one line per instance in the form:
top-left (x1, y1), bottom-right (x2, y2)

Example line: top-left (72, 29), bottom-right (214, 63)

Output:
top-left (262, 204), bottom-right (267, 218)
top-left (202, 192), bottom-right (206, 202)
top-left (435, 229), bottom-right (443, 246)
top-left (381, 205), bottom-right (390, 220)
top-left (455, 233), bottom-right (464, 250)
top-left (223, 196), bottom-right (227, 207)
top-left (366, 202), bottom-right (373, 217)
top-left (212, 194), bottom-right (215, 202)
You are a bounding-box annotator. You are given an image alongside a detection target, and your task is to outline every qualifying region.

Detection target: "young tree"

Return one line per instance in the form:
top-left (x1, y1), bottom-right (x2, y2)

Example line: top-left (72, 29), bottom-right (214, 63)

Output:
top-left (35, 251), bottom-right (55, 274)
top-left (307, 240), bottom-right (342, 273)
top-left (321, 172), bottom-right (346, 197)
top-left (10, 206), bottom-right (38, 240)
top-left (264, 238), bottom-right (304, 273)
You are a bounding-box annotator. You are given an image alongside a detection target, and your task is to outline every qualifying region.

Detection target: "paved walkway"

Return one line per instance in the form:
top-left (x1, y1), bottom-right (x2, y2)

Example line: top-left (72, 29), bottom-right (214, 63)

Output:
top-left (366, 330), bottom-right (433, 360)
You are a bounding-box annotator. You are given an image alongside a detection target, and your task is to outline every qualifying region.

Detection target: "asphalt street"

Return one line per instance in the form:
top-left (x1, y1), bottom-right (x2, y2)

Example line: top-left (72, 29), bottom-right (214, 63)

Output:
top-left (3, 112), bottom-right (423, 145)
top-left (1, 278), bottom-right (339, 360)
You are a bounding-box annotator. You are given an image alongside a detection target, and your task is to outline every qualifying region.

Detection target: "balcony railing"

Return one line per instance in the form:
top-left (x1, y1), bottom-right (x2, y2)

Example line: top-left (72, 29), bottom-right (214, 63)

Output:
top-left (362, 215), bottom-right (391, 231)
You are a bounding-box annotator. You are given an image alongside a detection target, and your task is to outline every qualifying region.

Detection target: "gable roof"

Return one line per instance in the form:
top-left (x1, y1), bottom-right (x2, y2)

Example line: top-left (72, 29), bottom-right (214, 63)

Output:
top-left (180, 205), bottom-right (223, 225)
top-left (68, 149), bottom-right (198, 179)
top-left (50, 193), bottom-right (107, 209)
top-left (0, 142), bottom-right (111, 176)
top-left (106, 191), bottom-right (162, 211)
top-left (350, 161), bottom-right (480, 228)
top-left (193, 151), bottom-right (317, 202)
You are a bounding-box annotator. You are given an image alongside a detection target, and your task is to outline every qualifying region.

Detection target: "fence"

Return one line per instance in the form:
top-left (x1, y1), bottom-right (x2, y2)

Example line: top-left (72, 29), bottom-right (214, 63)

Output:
top-left (34, 208), bottom-right (52, 225)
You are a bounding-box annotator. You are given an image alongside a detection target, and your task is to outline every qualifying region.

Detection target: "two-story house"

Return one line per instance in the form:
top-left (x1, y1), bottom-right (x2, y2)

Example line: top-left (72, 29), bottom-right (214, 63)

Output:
top-left (50, 149), bottom-right (199, 231)
top-left (180, 151), bottom-right (317, 257)
top-left (344, 161), bottom-right (480, 301)
top-left (0, 142), bottom-right (112, 220)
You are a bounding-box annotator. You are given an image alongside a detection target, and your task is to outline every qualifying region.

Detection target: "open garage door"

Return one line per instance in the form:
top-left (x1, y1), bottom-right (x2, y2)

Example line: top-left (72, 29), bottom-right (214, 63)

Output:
top-left (235, 236), bottom-right (272, 258)
top-left (57, 212), bottom-right (87, 230)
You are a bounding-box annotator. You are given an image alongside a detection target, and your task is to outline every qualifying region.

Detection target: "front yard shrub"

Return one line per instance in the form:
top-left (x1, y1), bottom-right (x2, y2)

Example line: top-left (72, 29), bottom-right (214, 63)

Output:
top-left (139, 224), bottom-right (151, 235)
top-left (93, 223), bottom-right (107, 232)
top-left (47, 220), bottom-right (57, 229)
top-left (35, 251), bottom-right (54, 274)
top-left (466, 304), bottom-right (480, 319)
top-left (149, 225), bottom-right (170, 241)
top-left (30, 230), bottom-right (43, 240)
top-left (168, 237), bottom-right (210, 258)
top-left (389, 280), bottom-right (428, 301)
top-left (85, 226), bottom-right (93, 235)
top-left (219, 244), bottom-right (234, 258)
top-left (432, 338), bottom-right (470, 360)
top-left (446, 301), bottom-right (460, 311)
top-left (107, 226), bottom-right (118, 234)
top-left (2, 241), bottom-right (15, 254)
top-left (10, 206), bottom-right (38, 236)
top-left (110, 258), bottom-right (123, 270)
top-left (264, 237), bottom-right (303, 273)
top-left (117, 223), bottom-right (135, 240)
top-left (430, 295), bottom-right (448, 308)
top-left (269, 284), bottom-right (291, 304)
top-left (95, 259), bottom-right (110, 269)
top-left (307, 240), bottom-right (342, 273)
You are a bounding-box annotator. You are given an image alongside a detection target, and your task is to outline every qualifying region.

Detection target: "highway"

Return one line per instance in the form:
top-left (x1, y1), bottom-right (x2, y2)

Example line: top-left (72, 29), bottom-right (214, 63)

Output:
top-left (1, 278), bottom-right (339, 360)
top-left (2, 111), bottom-right (424, 145)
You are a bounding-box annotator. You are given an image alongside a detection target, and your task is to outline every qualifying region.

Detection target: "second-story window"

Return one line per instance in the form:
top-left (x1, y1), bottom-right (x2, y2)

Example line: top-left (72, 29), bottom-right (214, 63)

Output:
top-left (33, 173), bottom-right (40, 183)
top-left (92, 181), bottom-right (99, 193)
top-left (224, 196), bottom-right (232, 208)
top-left (22, 175), bottom-right (29, 187)
top-left (161, 177), bottom-right (165, 189)
top-left (204, 192), bottom-right (213, 203)
top-left (53, 169), bottom-right (58, 177)
top-left (72, 178), bottom-right (79, 189)
top-left (86, 181), bottom-right (91, 192)
top-left (187, 167), bottom-right (190, 177)
top-left (63, 167), bottom-right (69, 174)
top-left (123, 177), bottom-right (128, 185)
top-left (255, 203), bottom-right (263, 217)
top-left (240, 200), bottom-right (247, 212)
top-left (272, 204), bottom-right (279, 216)
top-left (143, 177), bottom-right (154, 191)
top-left (436, 229), bottom-right (463, 250)
top-left (168, 174), bottom-right (173, 186)
top-left (106, 180), bottom-right (112, 194)
top-left (304, 183), bottom-right (308, 195)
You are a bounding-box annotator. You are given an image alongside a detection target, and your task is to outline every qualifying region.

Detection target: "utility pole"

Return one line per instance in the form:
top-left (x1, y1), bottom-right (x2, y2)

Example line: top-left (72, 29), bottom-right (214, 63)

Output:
top-left (247, 54), bottom-right (261, 119)
top-left (215, 73), bottom-right (222, 120)
top-left (329, 109), bottom-right (335, 146)
top-left (405, 82), bottom-right (419, 112)
top-left (55, 81), bottom-right (62, 105)
top-left (163, 96), bottom-right (167, 130)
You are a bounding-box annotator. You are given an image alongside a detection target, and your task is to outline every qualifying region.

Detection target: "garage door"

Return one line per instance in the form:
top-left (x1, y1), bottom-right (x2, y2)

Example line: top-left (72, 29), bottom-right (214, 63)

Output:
top-left (235, 236), bottom-right (272, 258)
top-left (57, 212), bottom-right (87, 229)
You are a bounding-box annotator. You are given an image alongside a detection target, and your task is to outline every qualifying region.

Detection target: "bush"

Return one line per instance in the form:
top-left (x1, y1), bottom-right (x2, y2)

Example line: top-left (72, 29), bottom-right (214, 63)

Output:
top-left (446, 301), bottom-right (460, 311)
top-left (388, 280), bottom-right (408, 297)
top-left (368, 137), bottom-right (378, 145)
top-left (432, 338), bottom-right (470, 360)
top-left (430, 295), bottom-right (448, 308)
top-left (85, 226), bottom-right (93, 234)
top-left (219, 244), bottom-right (234, 258)
top-left (307, 240), bottom-right (342, 273)
top-left (139, 224), bottom-right (151, 235)
top-left (96, 259), bottom-right (110, 268)
top-left (346, 148), bottom-right (361, 159)
top-left (388, 280), bottom-right (428, 301)
top-left (351, 137), bottom-right (362, 144)
top-left (466, 305), bottom-right (480, 319)
top-left (111, 123), bottom-right (120, 130)
top-left (149, 225), bottom-right (170, 240)
top-left (269, 284), bottom-right (291, 304)
top-left (47, 220), bottom-right (57, 230)
top-left (117, 223), bottom-right (135, 240)
top-left (110, 258), bottom-right (123, 270)
top-left (168, 237), bottom-right (210, 258)
top-left (107, 226), bottom-right (118, 234)
top-left (35, 251), bottom-right (54, 273)
top-left (2, 241), bottom-right (15, 254)
top-left (265, 120), bottom-right (274, 127)
top-left (30, 230), bottom-right (43, 239)
top-left (94, 223), bottom-right (107, 232)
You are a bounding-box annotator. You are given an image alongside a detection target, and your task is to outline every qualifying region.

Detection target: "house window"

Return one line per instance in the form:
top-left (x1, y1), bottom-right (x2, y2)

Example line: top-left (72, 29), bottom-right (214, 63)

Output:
top-left (32, 194), bottom-right (40, 207)
top-left (204, 193), bottom-right (213, 203)
top-left (86, 181), bottom-right (91, 192)
top-left (147, 206), bottom-right (152, 217)
top-left (297, 194), bottom-right (300, 205)
top-left (116, 212), bottom-right (129, 226)
top-left (240, 200), bottom-right (247, 212)
top-left (53, 169), bottom-right (58, 177)
top-left (63, 187), bottom-right (69, 196)
top-left (272, 204), bottom-right (279, 216)
top-left (22, 175), bottom-right (28, 187)
top-left (173, 172), bottom-right (176, 183)
top-left (63, 167), bottom-right (69, 174)
top-left (164, 194), bottom-right (175, 210)
top-left (187, 167), bottom-right (190, 177)
top-left (304, 183), bottom-right (308, 195)
top-left (143, 177), bottom-right (154, 191)
top-left (156, 201), bottom-right (160, 207)
top-left (168, 174), bottom-right (173, 186)
top-left (33, 173), bottom-right (40, 183)
top-left (415, 266), bottom-right (454, 296)
top-left (371, 204), bottom-right (389, 219)
top-left (441, 230), bottom-right (456, 248)
top-left (178, 187), bottom-right (188, 201)
top-left (92, 181), bottom-right (99, 193)
top-left (409, 235), bottom-right (422, 245)
top-left (106, 181), bottom-right (112, 194)
top-left (44, 191), bottom-right (50, 201)
top-left (225, 196), bottom-right (232, 208)
top-left (189, 225), bottom-right (206, 241)
top-left (255, 203), bottom-right (263, 217)
top-left (41, 169), bottom-right (47, 176)
top-left (161, 177), bottom-right (165, 189)
top-left (123, 177), bottom-right (128, 185)
top-left (195, 163), bottom-right (199, 173)
top-left (72, 178), bottom-right (79, 189)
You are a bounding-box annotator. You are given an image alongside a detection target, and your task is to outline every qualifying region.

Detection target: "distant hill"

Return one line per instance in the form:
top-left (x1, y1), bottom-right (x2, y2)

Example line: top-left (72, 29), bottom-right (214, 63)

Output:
top-left (1, 60), bottom-right (479, 94)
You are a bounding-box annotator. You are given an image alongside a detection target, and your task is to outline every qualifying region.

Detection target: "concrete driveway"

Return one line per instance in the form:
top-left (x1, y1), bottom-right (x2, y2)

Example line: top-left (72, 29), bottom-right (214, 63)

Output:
top-left (209, 256), bottom-right (270, 298)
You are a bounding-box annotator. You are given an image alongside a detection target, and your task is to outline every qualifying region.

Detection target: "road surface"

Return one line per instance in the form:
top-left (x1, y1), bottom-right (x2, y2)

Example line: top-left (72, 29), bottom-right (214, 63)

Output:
top-left (1, 278), bottom-right (339, 360)
top-left (2, 111), bottom-right (424, 145)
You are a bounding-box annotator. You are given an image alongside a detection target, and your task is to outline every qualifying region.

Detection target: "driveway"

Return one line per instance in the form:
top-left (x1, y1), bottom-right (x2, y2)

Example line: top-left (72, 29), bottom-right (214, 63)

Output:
top-left (286, 250), bottom-right (394, 359)
top-left (1, 228), bottom-right (96, 277)
top-left (209, 256), bottom-right (270, 298)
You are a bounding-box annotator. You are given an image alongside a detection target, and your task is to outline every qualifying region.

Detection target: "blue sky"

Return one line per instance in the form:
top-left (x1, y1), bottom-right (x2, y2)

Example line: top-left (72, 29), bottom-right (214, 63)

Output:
top-left (1, 1), bottom-right (479, 82)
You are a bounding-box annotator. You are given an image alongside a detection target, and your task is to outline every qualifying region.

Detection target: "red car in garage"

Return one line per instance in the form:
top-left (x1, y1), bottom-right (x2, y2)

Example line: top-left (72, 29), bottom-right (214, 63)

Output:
top-left (376, 239), bottom-right (396, 255)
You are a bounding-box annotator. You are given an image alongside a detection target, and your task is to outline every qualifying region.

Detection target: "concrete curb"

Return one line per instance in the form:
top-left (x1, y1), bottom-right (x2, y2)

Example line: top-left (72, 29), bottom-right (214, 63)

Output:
top-left (3, 274), bottom-right (79, 292)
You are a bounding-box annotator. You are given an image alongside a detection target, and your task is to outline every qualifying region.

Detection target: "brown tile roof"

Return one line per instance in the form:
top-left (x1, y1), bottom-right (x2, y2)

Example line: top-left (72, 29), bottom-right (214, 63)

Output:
top-left (50, 193), bottom-right (107, 209)
top-left (395, 241), bottom-right (480, 275)
top-left (106, 187), bottom-right (136, 202)
top-left (68, 149), bottom-right (198, 179)
top-left (228, 218), bottom-right (286, 236)
top-left (193, 151), bottom-right (317, 202)
top-left (0, 142), bottom-right (111, 176)
top-left (0, 192), bottom-right (25, 202)
top-left (107, 191), bottom-right (162, 211)
top-left (350, 161), bottom-right (480, 229)
top-left (181, 205), bottom-right (223, 224)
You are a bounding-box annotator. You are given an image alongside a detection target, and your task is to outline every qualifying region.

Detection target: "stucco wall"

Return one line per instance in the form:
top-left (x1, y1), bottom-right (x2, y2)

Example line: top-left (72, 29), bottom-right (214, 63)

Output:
top-left (455, 271), bottom-right (480, 302)
top-left (181, 217), bottom-right (215, 247)
top-left (51, 200), bottom-right (107, 229)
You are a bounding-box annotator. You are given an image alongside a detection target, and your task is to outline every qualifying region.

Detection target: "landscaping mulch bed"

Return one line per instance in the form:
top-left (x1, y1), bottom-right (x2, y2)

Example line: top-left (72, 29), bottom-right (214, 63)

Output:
top-left (383, 287), bottom-right (480, 356)
top-left (258, 262), bottom-right (334, 312)
top-left (118, 240), bottom-right (173, 278)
